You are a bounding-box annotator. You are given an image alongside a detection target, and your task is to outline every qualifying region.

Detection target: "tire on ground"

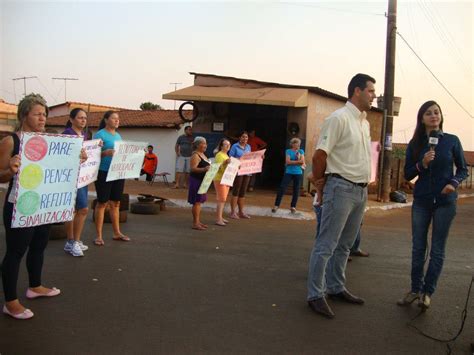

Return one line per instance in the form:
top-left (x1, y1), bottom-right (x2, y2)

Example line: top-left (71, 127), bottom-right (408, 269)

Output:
top-left (130, 202), bottom-right (160, 215)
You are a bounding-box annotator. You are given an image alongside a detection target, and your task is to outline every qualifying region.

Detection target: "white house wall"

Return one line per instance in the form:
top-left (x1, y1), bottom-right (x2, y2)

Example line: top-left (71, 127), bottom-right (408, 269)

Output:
top-left (116, 127), bottom-right (185, 182)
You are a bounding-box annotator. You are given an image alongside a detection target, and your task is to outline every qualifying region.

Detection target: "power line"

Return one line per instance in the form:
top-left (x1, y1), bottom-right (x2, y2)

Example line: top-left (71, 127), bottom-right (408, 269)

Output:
top-left (170, 82), bottom-right (182, 110)
top-left (35, 77), bottom-right (60, 104)
top-left (278, 1), bottom-right (385, 17)
top-left (397, 31), bottom-right (474, 119)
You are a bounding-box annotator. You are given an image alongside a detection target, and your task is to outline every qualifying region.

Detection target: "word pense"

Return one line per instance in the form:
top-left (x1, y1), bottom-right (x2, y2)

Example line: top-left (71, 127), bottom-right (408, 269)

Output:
top-left (12, 132), bottom-right (83, 228)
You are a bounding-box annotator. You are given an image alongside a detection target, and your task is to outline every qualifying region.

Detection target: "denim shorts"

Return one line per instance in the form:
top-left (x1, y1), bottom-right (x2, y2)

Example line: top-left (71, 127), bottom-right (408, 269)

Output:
top-left (75, 185), bottom-right (89, 210)
top-left (175, 156), bottom-right (191, 173)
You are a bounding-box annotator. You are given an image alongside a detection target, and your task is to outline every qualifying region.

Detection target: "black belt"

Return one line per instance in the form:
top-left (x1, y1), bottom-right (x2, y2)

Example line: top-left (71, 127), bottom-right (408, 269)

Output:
top-left (328, 173), bottom-right (368, 188)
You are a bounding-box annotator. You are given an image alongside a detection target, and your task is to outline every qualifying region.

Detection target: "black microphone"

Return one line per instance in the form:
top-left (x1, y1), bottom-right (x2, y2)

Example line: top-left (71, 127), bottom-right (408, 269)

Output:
top-left (428, 130), bottom-right (439, 151)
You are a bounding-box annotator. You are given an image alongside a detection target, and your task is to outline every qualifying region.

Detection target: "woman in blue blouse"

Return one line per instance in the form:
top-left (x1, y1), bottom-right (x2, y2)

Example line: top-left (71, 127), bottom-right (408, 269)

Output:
top-left (228, 131), bottom-right (252, 219)
top-left (397, 101), bottom-right (468, 310)
top-left (272, 138), bottom-right (305, 213)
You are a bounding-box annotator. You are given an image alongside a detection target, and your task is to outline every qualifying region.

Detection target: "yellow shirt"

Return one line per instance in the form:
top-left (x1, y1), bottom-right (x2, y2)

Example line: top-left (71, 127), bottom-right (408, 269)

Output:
top-left (213, 151), bottom-right (229, 182)
top-left (316, 101), bottom-right (371, 183)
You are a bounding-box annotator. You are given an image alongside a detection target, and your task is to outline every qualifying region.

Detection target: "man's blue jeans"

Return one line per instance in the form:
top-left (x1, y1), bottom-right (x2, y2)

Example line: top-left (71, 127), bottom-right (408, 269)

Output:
top-left (307, 176), bottom-right (367, 300)
top-left (314, 205), bottom-right (361, 251)
top-left (411, 199), bottom-right (457, 295)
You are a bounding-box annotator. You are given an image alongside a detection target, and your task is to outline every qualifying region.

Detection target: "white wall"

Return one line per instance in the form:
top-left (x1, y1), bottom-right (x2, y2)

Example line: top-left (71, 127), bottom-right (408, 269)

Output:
top-left (117, 126), bottom-right (185, 182)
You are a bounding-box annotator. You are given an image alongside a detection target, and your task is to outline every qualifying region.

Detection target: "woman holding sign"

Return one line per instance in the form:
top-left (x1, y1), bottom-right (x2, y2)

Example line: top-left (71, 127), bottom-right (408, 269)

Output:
top-left (188, 136), bottom-right (210, 230)
top-left (63, 108), bottom-right (90, 257)
top-left (272, 138), bottom-right (305, 214)
top-left (213, 138), bottom-right (231, 226)
top-left (228, 131), bottom-right (251, 219)
top-left (93, 111), bottom-right (130, 245)
top-left (0, 94), bottom-right (60, 320)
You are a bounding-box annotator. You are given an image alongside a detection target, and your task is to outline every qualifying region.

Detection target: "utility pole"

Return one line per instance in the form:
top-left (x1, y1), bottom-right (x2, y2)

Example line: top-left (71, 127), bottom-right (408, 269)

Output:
top-left (52, 77), bottom-right (79, 102)
top-left (170, 82), bottom-right (182, 109)
top-left (12, 76), bottom-right (37, 97)
top-left (380, 0), bottom-right (397, 202)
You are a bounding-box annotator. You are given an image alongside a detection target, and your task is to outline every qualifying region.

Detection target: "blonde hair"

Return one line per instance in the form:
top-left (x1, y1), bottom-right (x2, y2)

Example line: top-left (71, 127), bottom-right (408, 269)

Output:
top-left (16, 93), bottom-right (48, 131)
top-left (290, 138), bottom-right (301, 145)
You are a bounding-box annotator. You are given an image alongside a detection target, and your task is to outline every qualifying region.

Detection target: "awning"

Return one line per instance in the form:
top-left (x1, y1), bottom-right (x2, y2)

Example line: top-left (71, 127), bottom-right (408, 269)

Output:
top-left (162, 85), bottom-right (308, 107)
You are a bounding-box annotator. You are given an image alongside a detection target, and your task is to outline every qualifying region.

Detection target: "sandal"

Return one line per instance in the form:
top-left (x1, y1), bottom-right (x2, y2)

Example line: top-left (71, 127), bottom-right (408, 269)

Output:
top-left (113, 235), bottom-right (131, 242)
top-left (192, 225), bottom-right (206, 231)
top-left (94, 239), bottom-right (104, 246)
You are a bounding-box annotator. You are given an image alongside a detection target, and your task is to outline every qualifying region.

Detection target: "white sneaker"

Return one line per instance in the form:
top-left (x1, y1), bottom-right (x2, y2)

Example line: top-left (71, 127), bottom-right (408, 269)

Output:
top-left (70, 242), bottom-right (84, 257)
top-left (64, 240), bottom-right (74, 252)
top-left (78, 241), bottom-right (88, 251)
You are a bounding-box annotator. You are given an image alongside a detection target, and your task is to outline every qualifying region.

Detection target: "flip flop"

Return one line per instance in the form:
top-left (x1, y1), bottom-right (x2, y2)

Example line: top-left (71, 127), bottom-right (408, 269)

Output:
top-left (215, 222), bottom-right (226, 226)
top-left (113, 236), bottom-right (131, 242)
top-left (94, 239), bottom-right (105, 246)
top-left (192, 225), bottom-right (206, 231)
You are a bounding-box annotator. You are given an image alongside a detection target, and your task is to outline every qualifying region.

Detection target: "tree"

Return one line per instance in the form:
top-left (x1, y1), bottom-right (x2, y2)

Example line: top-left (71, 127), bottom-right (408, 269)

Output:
top-left (140, 102), bottom-right (163, 111)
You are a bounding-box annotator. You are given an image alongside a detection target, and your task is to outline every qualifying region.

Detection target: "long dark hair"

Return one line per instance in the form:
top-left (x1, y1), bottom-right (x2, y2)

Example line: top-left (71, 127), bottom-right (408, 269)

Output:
top-left (99, 110), bottom-right (116, 130)
top-left (410, 100), bottom-right (444, 160)
top-left (66, 107), bottom-right (86, 128)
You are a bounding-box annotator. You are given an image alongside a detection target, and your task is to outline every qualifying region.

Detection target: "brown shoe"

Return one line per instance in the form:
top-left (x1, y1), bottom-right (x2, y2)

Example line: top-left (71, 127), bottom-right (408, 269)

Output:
top-left (328, 290), bottom-right (365, 305)
top-left (308, 297), bottom-right (335, 319)
top-left (350, 250), bottom-right (370, 257)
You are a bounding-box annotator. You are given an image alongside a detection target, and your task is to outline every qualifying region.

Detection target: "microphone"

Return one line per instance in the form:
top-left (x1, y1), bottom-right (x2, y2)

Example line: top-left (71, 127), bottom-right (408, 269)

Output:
top-left (428, 130), bottom-right (439, 151)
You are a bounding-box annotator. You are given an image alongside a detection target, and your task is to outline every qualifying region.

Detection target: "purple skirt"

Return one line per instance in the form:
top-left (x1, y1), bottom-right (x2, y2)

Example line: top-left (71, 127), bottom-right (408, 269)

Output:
top-left (188, 175), bottom-right (207, 205)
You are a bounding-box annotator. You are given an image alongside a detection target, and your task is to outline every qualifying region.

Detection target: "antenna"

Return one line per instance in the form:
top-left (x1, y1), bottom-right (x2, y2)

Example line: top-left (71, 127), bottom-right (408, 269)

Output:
top-left (52, 77), bottom-right (79, 102)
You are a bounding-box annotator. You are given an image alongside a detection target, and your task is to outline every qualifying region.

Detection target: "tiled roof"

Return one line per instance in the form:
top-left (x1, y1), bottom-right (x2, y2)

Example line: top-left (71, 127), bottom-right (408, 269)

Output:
top-left (0, 99), bottom-right (17, 114)
top-left (48, 101), bottom-right (130, 111)
top-left (46, 110), bottom-right (189, 129)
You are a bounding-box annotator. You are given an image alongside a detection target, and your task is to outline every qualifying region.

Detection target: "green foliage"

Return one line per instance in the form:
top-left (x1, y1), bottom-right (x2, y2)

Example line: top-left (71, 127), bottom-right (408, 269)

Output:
top-left (392, 146), bottom-right (406, 160)
top-left (140, 102), bottom-right (163, 111)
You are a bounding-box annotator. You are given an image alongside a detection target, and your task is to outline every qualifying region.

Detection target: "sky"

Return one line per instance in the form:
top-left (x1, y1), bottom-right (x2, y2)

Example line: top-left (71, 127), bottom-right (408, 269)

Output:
top-left (1, 0), bottom-right (473, 149)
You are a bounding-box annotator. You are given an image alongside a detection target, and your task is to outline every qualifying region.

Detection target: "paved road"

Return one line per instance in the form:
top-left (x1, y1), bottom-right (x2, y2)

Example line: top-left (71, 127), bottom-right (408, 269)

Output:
top-left (0, 198), bottom-right (473, 354)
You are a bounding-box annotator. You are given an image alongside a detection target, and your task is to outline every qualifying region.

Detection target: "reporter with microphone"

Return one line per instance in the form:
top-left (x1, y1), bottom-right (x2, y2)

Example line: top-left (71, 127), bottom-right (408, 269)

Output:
top-left (398, 100), bottom-right (468, 310)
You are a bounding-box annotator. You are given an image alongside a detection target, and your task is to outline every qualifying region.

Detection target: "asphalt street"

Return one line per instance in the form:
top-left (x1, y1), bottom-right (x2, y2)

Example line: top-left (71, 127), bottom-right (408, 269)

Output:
top-left (0, 198), bottom-right (473, 354)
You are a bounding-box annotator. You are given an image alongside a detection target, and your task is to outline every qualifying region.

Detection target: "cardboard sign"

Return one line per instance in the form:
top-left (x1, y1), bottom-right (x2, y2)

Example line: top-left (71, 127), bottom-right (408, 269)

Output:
top-left (237, 149), bottom-right (266, 176)
top-left (77, 139), bottom-right (101, 188)
top-left (12, 132), bottom-right (83, 228)
top-left (197, 162), bottom-right (222, 194)
top-left (106, 141), bottom-right (147, 182)
top-left (220, 157), bottom-right (241, 186)
top-left (370, 141), bottom-right (381, 183)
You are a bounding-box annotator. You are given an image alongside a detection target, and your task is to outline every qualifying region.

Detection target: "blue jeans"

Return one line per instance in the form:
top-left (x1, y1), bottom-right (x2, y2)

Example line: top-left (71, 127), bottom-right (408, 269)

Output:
top-left (411, 199), bottom-right (456, 295)
top-left (307, 176), bottom-right (367, 300)
top-left (274, 173), bottom-right (302, 208)
top-left (314, 204), bottom-right (361, 252)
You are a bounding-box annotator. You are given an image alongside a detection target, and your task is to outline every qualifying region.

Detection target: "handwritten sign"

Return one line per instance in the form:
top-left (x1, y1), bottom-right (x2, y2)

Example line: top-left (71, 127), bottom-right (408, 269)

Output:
top-left (370, 141), bottom-right (381, 183)
top-left (198, 163), bottom-right (222, 194)
top-left (77, 139), bottom-right (101, 188)
top-left (106, 141), bottom-right (147, 182)
top-left (220, 157), bottom-right (240, 186)
top-left (237, 149), bottom-right (266, 176)
top-left (12, 132), bottom-right (83, 228)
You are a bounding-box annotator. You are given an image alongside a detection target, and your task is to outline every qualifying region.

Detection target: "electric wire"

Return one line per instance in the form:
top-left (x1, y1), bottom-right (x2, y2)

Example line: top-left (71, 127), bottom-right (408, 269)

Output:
top-left (397, 31), bottom-right (474, 119)
top-left (35, 77), bottom-right (59, 104)
top-left (278, 2), bottom-right (385, 17)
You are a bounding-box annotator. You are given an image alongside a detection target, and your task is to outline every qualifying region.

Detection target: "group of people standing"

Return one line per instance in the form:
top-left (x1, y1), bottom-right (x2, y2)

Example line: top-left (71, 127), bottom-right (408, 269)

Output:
top-left (306, 73), bottom-right (468, 319)
top-left (0, 94), bottom-right (131, 319)
top-left (0, 74), bottom-right (468, 322)
top-left (185, 131), bottom-right (257, 230)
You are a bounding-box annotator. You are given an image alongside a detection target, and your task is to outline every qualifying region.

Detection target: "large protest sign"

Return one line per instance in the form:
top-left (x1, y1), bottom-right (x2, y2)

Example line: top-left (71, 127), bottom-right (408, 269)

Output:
top-left (106, 141), bottom-right (147, 182)
top-left (220, 157), bottom-right (240, 187)
top-left (237, 149), bottom-right (266, 176)
top-left (197, 162), bottom-right (222, 194)
top-left (370, 141), bottom-right (381, 183)
top-left (12, 132), bottom-right (83, 228)
top-left (77, 139), bottom-right (101, 188)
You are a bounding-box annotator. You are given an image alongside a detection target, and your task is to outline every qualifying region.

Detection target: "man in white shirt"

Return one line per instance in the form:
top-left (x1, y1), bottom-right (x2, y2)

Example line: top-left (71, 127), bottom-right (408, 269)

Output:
top-left (307, 73), bottom-right (376, 318)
